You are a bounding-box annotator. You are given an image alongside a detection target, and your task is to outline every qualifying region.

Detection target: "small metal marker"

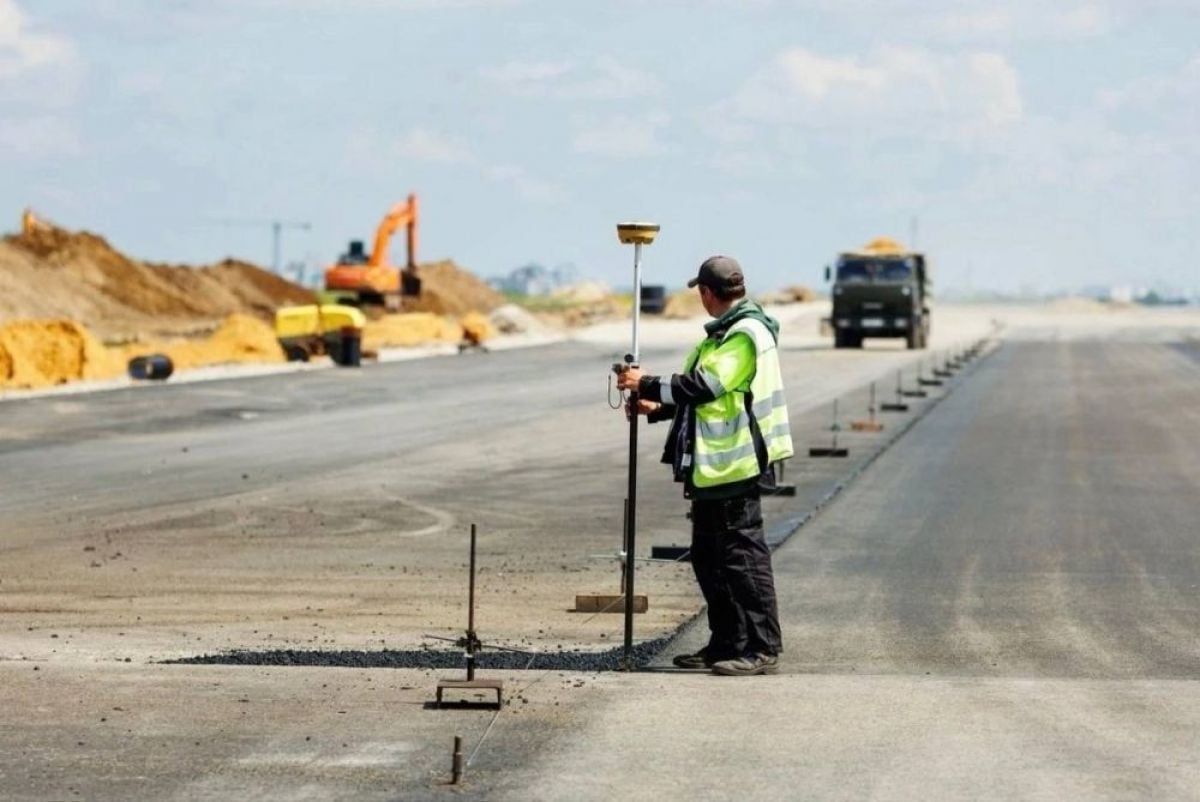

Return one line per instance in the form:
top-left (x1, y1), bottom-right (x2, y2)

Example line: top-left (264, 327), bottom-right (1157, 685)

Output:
top-left (918, 357), bottom-right (943, 387)
top-left (852, 382), bottom-right (886, 429)
top-left (435, 524), bottom-right (503, 709)
top-left (900, 367), bottom-right (927, 398)
top-left (934, 352), bottom-right (954, 378)
top-left (451, 735), bottom-right (464, 785)
top-left (809, 399), bottom-right (849, 458)
top-left (880, 373), bottom-right (909, 413)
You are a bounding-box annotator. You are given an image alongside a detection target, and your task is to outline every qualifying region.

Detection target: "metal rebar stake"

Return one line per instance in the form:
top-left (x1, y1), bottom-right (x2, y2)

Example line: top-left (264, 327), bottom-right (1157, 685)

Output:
top-left (466, 523), bottom-right (478, 681)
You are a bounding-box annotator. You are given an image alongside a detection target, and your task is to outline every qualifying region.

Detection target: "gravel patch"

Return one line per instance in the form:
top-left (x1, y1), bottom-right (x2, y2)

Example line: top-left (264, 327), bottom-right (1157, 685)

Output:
top-left (166, 637), bottom-right (673, 672)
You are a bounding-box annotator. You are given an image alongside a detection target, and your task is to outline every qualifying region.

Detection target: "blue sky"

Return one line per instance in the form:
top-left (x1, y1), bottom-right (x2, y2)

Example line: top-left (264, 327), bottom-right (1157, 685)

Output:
top-left (2, 0), bottom-right (1197, 294)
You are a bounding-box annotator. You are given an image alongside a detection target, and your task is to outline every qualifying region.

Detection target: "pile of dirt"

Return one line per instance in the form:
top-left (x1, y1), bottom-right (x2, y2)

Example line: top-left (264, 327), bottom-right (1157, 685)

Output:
top-left (662, 290), bottom-right (704, 319)
top-left (459, 312), bottom-right (492, 345)
top-left (0, 314), bottom-right (287, 390)
top-left (1046, 296), bottom-right (1113, 314)
top-left (551, 280), bottom-right (612, 304)
top-left (116, 314), bottom-right (284, 371)
top-left (0, 224), bottom-right (315, 340)
top-left (758, 285), bottom-right (817, 305)
top-left (408, 260), bottom-right (504, 317)
top-left (0, 319), bottom-right (123, 389)
top-left (489, 304), bottom-right (553, 336)
top-left (363, 313), bottom-right (463, 351)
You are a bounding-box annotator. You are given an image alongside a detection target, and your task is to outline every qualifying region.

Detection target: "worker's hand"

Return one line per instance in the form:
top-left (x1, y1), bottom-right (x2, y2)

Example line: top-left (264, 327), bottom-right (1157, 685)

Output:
top-left (625, 398), bottom-right (661, 421)
top-left (616, 366), bottom-right (643, 392)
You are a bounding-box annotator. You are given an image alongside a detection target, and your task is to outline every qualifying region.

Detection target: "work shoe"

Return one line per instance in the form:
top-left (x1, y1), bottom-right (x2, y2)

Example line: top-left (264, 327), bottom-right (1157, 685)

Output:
top-left (711, 653), bottom-right (779, 676)
top-left (671, 648), bottom-right (720, 669)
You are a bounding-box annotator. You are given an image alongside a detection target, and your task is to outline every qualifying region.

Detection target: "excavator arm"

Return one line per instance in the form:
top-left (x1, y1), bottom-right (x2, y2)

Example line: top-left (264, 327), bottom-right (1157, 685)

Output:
top-left (368, 193), bottom-right (418, 270)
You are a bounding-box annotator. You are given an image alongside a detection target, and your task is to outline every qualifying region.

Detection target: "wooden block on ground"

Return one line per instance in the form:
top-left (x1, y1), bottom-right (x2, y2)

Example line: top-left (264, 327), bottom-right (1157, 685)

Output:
top-left (436, 678), bottom-right (504, 708)
top-left (573, 594), bottom-right (648, 613)
top-left (850, 420), bottom-right (884, 431)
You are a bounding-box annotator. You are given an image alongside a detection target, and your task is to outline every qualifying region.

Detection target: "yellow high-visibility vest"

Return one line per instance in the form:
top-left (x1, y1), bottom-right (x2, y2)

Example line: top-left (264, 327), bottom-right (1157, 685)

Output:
top-left (683, 318), bottom-right (794, 489)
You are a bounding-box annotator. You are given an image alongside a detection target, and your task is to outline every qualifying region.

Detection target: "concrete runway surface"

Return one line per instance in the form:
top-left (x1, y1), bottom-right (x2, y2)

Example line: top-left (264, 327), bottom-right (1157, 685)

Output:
top-left (3, 305), bottom-right (1199, 799)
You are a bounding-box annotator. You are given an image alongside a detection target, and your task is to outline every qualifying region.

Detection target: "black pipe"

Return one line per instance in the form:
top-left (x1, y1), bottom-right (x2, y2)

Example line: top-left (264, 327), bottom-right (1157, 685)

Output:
top-left (467, 523), bottom-right (477, 681)
top-left (623, 387), bottom-right (639, 670)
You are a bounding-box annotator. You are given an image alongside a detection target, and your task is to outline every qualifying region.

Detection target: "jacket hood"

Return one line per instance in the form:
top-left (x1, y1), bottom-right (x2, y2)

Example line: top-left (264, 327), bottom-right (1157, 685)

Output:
top-left (704, 298), bottom-right (781, 344)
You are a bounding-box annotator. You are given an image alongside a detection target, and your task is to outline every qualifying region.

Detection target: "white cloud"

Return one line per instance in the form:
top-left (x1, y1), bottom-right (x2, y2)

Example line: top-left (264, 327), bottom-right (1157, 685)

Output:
top-left (728, 46), bottom-right (1023, 137)
top-left (0, 1), bottom-right (79, 161)
top-left (0, 0), bottom-right (73, 81)
top-left (572, 112), bottom-right (669, 158)
top-left (481, 56), bottom-right (661, 100)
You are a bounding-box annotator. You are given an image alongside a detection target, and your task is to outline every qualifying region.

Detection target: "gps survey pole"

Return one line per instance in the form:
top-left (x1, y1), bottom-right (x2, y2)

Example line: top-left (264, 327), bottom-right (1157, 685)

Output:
top-left (615, 221), bottom-right (659, 670)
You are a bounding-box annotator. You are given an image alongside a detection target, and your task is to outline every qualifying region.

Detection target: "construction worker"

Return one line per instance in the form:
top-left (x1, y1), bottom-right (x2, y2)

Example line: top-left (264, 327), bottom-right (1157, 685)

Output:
top-left (618, 255), bottom-right (794, 676)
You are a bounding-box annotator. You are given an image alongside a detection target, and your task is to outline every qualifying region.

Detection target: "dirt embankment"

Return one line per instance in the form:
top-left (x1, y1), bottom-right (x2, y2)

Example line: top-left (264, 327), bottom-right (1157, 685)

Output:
top-left (0, 226), bottom-right (315, 340)
top-left (407, 260), bottom-right (503, 316)
top-left (0, 222), bottom-right (508, 389)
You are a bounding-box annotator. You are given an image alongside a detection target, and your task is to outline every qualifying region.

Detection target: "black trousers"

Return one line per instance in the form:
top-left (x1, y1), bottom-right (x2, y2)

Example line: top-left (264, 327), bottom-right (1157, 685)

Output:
top-left (690, 491), bottom-right (783, 658)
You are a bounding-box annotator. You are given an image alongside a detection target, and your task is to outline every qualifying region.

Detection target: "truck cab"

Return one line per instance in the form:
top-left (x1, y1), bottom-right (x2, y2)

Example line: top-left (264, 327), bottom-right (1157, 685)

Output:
top-left (826, 238), bottom-right (930, 349)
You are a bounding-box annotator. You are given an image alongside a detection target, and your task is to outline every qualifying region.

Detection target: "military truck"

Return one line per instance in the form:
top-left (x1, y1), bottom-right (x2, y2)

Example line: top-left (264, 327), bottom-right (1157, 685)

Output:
top-left (825, 237), bottom-right (930, 349)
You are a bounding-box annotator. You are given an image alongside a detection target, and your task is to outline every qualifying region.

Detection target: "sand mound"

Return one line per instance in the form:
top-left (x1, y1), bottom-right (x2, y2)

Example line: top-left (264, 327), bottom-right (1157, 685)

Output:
top-left (363, 313), bottom-right (463, 350)
top-left (758, 285), bottom-right (817, 305)
top-left (408, 260), bottom-right (504, 317)
top-left (1046, 296), bottom-right (1112, 314)
top-left (0, 319), bottom-right (124, 389)
top-left (662, 290), bottom-right (704, 319)
top-left (460, 312), bottom-right (492, 344)
top-left (552, 280), bottom-right (611, 304)
top-left (490, 304), bottom-right (551, 335)
top-left (1, 224), bottom-right (315, 340)
top-left (125, 314), bottom-right (286, 370)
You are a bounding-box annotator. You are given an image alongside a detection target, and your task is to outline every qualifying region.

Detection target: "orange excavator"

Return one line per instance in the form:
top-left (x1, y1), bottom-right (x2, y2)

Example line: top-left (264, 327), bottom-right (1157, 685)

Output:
top-left (324, 194), bottom-right (421, 311)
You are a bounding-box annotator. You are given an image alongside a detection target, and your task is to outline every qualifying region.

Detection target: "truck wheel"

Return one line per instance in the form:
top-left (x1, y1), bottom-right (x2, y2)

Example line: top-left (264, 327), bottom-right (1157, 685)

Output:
top-left (834, 331), bottom-right (846, 349)
top-left (284, 344), bottom-right (310, 362)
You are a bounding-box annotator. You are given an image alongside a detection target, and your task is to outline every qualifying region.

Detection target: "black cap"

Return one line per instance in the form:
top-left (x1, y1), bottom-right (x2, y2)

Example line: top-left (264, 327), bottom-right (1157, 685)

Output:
top-left (688, 255), bottom-right (745, 291)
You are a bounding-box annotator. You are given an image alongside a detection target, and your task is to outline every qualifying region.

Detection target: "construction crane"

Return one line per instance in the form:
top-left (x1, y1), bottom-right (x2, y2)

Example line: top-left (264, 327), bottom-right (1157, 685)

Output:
top-left (323, 193), bottom-right (421, 312)
top-left (215, 217), bottom-right (313, 274)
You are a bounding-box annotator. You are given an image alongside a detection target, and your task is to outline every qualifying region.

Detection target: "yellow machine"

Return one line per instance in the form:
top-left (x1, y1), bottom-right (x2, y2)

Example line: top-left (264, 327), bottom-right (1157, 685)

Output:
top-left (275, 304), bottom-right (366, 366)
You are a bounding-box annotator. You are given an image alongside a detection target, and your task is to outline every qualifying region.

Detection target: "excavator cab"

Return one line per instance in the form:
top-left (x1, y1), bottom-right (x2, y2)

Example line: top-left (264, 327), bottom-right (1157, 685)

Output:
top-left (338, 240), bottom-right (370, 266)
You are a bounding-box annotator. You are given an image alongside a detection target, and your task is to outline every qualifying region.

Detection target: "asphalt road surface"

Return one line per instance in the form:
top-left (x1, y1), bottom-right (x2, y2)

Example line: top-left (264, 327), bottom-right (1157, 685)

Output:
top-left (6, 310), bottom-right (1200, 800)
top-left (495, 333), bottom-right (1200, 801)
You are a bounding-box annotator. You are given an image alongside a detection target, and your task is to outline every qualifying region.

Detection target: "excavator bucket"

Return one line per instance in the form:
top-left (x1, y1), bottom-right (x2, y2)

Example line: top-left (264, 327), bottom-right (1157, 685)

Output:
top-left (401, 269), bottom-right (421, 297)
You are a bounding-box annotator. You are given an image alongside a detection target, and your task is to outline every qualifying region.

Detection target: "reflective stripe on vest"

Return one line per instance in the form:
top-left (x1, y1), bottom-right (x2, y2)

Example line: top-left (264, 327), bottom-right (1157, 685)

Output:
top-left (726, 318), bottom-right (795, 466)
top-left (690, 317), bottom-right (794, 489)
